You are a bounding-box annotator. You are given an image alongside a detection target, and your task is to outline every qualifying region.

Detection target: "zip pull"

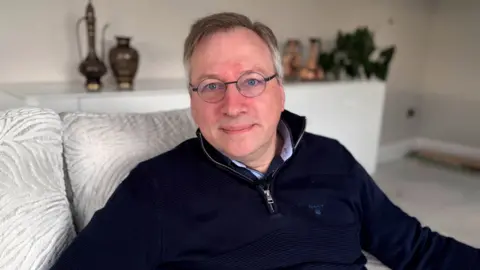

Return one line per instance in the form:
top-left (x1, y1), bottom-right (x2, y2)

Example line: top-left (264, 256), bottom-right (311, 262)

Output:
top-left (262, 186), bottom-right (277, 214)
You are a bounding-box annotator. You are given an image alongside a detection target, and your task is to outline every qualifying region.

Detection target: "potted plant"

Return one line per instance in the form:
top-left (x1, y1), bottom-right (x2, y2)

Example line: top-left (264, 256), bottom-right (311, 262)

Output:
top-left (318, 26), bottom-right (396, 81)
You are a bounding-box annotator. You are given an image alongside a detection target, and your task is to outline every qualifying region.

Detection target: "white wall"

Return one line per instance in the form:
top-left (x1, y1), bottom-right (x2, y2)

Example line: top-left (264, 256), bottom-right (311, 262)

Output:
top-left (420, 0), bottom-right (480, 148)
top-left (0, 0), bottom-right (436, 145)
top-left (0, 92), bottom-right (23, 110)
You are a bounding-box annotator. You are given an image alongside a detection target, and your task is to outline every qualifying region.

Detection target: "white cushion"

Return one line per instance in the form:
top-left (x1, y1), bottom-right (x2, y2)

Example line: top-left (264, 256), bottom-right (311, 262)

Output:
top-left (0, 107), bottom-right (75, 270)
top-left (61, 108), bottom-right (197, 231)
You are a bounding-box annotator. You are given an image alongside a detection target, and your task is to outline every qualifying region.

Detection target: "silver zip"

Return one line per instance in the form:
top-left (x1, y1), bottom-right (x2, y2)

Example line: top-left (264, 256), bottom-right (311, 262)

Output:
top-left (197, 121), bottom-right (306, 215)
top-left (262, 186), bottom-right (276, 213)
top-left (199, 132), bottom-right (279, 213)
top-left (264, 189), bottom-right (274, 204)
top-left (289, 118), bottom-right (306, 150)
top-left (262, 124), bottom-right (304, 214)
top-left (198, 134), bottom-right (253, 183)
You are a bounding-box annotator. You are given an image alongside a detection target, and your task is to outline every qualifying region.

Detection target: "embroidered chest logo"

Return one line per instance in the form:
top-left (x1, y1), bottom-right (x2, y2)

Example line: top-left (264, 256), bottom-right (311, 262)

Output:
top-left (308, 204), bottom-right (324, 216)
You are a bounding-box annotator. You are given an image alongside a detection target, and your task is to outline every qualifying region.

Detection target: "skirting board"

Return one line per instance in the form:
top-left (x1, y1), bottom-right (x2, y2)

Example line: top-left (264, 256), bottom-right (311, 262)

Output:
top-left (378, 138), bottom-right (480, 164)
top-left (377, 139), bottom-right (417, 164)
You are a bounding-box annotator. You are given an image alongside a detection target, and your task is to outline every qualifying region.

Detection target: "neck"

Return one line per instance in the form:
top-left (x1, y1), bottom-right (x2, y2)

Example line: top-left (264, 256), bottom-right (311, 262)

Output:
top-left (236, 132), bottom-right (283, 174)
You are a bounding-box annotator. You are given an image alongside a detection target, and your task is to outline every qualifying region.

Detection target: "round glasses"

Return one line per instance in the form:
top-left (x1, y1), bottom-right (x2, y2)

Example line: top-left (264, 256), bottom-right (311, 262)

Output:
top-left (189, 72), bottom-right (277, 103)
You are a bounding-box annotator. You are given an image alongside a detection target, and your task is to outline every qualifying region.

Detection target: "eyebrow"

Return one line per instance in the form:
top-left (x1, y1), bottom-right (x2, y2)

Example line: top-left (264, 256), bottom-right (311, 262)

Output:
top-left (194, 73), bottom-right (222, 83)
top-left (193, 67), bottom-right (273, 84)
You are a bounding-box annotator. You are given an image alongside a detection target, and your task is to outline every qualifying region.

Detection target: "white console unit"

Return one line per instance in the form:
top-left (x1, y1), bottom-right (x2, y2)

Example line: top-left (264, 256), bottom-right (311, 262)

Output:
top-left (0, 79), bottom-right (386, 174)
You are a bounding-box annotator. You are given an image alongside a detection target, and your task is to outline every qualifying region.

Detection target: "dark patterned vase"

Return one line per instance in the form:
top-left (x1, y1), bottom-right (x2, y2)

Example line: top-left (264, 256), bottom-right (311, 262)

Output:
top-left (109, 36), bottom-right (139, 90)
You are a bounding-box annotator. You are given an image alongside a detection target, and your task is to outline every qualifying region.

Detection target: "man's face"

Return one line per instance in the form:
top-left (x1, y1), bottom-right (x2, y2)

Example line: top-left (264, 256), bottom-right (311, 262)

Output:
top-left (189, 27), bottom-right (285, 160)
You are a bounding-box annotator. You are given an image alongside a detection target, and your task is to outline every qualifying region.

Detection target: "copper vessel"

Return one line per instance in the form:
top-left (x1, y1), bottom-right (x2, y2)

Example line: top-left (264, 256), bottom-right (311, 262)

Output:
top-left (109, 36), bottom-right (139, 90)
top-left (281, 39), bottom-right (302, 81)
top-left (299, 38), bottom-right (324, 81)
top-left (76, 0), bottom-right (109, 92)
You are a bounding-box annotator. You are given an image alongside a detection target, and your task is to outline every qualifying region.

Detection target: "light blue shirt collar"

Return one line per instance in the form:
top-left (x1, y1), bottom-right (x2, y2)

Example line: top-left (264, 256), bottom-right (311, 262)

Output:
top-left (231, 120), bottom-right (293, 178)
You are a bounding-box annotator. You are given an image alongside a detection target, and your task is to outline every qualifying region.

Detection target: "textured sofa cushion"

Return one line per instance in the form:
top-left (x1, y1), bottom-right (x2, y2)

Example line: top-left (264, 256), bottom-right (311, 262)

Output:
top-left (61, 108), bottom-right (197, 231)
top-left (0, 107), bottom-right (75, 270)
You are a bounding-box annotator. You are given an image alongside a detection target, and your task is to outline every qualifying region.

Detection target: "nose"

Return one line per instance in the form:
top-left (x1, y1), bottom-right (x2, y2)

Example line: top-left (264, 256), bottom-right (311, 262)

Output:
top-left (220, 84), bottom-right (247, 117)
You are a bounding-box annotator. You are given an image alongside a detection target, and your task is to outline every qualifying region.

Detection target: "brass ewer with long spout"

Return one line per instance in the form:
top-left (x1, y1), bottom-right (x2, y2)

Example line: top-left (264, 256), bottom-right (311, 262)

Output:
top-left (76, 0), bottom-right (109, 92)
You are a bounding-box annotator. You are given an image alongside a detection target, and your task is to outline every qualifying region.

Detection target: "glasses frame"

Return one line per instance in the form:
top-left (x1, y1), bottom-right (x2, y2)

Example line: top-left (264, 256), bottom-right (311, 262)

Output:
top-left (189, 72), bottom-right (278, 103)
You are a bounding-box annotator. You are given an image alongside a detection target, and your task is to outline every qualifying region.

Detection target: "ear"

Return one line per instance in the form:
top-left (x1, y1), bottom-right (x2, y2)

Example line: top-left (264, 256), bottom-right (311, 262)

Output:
top-left (189, 93), bottom-right (196, 116)
top-left (189, 103), bottom-right (200, 126)
top-left (276, 77), bottom-right (285, 108)
top-left (278, 80), bottom-right (286, 111)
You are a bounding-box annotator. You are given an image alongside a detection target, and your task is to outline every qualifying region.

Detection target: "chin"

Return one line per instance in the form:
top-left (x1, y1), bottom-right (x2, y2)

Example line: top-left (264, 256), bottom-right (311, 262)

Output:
top-left (207, 126), bottom-right (261, 159)
top-left (220, 140), bottom-right (257, 160)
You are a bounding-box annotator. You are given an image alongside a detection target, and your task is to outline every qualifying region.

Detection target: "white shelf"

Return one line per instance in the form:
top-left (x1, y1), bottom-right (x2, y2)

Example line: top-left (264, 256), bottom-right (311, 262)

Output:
top-left (0, 78), bottom-right (189, 99)
top-left (0, 78), bottom-right (382, 100)
top-left (0, 79), bottom-right (386, 174)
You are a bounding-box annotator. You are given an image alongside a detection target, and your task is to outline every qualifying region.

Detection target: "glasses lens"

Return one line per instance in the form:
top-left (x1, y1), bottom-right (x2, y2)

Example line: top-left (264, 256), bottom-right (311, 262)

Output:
top-left (237, 72), bottom-right (266, 97)
top-left (198, 80), bottom-right (226, 103)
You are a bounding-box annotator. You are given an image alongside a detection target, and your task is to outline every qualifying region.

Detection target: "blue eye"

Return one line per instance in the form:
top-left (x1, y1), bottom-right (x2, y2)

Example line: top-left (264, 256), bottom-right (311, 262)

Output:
top-left (247, 79), bottom-right (259, 86)
top-left (207, 83), bottom-right (217, 90)
top-left (201, 83), bottom-right (223, 91)
top-left (239, 75), bottom-right (265, 90)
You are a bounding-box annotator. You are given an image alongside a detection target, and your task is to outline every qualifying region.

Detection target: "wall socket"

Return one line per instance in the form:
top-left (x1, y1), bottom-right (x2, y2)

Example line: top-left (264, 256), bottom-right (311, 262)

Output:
top-left (406, 108), bottom-right (416, 118)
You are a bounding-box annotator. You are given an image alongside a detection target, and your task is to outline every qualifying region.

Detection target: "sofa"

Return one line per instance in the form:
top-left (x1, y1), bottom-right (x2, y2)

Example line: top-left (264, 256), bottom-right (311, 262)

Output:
top-left (0, 107), bottom-right (388, 270)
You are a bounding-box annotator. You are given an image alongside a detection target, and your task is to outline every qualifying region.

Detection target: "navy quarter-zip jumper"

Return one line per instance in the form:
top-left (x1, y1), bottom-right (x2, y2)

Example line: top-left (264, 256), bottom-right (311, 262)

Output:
top-left (51, 110), bottom-right (480, 269)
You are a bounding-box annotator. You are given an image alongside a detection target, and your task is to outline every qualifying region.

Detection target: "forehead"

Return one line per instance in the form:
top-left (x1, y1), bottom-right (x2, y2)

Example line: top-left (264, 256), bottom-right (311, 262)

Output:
top-left (190, 27), bottom-right (274, 81)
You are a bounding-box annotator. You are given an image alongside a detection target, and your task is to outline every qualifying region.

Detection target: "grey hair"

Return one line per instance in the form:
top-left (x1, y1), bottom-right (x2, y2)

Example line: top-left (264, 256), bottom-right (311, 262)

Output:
top-left (183, 12), bottom-right (284, 82)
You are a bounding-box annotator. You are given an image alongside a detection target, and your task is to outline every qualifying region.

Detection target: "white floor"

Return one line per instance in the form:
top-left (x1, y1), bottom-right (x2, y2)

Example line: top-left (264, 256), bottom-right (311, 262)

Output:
top-left (373, 158), bottom-right (480, 249)
top-left (364, 159), bottom-right (479, 269)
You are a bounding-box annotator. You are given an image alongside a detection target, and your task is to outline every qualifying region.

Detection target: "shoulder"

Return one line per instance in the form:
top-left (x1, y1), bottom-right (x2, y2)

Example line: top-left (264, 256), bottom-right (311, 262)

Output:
top-left (140, 137), bottom-right (200, 167)
top-left (135, 137), bottom-right (201, 180)
top-left (297, 132), bottom-right (357, 175)
top-left (121, 138), bottom-right (201, 201)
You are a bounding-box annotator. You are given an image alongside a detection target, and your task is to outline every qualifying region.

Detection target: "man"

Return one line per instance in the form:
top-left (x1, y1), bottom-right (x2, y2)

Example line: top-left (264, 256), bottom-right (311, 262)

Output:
top-left (51, 12), bottom-right (479, 269)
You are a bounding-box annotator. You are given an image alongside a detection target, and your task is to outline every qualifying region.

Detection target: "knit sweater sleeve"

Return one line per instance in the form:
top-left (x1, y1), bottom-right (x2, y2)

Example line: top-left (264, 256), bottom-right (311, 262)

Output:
top-left (354, 160), bottom-right (480, 269)
top-left (50, 163), bottom-right (163, 270)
